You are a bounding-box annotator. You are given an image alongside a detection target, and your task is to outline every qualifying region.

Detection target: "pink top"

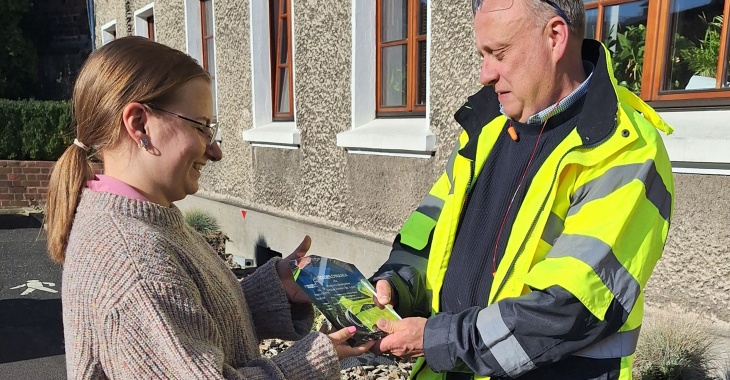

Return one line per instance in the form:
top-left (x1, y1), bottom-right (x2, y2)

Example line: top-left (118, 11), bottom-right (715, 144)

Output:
top-left (86, 174), bottom-right (149, 202)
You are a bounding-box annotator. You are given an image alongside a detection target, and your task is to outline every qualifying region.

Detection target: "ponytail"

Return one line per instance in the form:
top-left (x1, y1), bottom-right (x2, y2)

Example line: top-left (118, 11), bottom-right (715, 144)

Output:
top-left (45, 144), bottom-right (93, 264)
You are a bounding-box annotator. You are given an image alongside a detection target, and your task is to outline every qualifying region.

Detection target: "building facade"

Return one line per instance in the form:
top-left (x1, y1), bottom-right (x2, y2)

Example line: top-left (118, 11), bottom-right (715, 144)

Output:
top-left (91, 0), bottom-right (730, 321)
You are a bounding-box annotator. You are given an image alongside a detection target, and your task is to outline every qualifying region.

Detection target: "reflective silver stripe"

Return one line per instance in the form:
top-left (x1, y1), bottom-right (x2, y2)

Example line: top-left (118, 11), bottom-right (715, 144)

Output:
top-left (476, 304), bottom-right (536, 377)
top-left (384, 243), bottom-right (429, 271)
top-left (446, 143), bottom-right (458, 194)
top-left (541, 212), bottom-right (564, 246)
top-left (574, 328), bottom-right (641, 359)
top-left (569, 160), bottom-right (671, 221)
top-left (549, 234), bottom-right (641, 315)
top-left (416, 194), bottom-right (444, 221)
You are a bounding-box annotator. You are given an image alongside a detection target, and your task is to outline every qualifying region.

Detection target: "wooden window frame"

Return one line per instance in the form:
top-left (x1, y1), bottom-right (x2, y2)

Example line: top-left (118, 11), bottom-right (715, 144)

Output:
top-left (200, 0), bottom-right (214, 73)
top-left (586, 0), bottom-right (730, 106)
top-left (271, 0), bottom-right (295, 122)
top-left (376, 0), bottom-right (427, 117)
top-left (146, 15), bottom-right (155, 41)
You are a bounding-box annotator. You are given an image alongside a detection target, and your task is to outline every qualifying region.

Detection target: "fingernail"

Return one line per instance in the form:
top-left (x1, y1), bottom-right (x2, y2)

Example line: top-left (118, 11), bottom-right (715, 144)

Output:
top-left (347, 326), bottom-right (357, 334)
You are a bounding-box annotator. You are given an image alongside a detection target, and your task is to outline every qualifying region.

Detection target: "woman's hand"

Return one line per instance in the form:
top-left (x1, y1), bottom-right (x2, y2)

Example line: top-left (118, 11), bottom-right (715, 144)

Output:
top-left (276, 236), bottom-right (312, 304)
top-left (328, 326), bottom-right (375, 360)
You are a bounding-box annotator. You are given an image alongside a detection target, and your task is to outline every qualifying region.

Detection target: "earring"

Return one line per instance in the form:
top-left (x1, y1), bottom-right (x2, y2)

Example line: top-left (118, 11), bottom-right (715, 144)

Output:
top-left (139, 138), bottom-right (149, 150)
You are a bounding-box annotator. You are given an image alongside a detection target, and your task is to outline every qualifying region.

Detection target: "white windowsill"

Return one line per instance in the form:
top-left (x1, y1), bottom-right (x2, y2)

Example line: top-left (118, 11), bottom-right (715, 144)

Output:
top-left (242, 122), bottom-right (300, 149)
top-left (336, 118), bottom-right (435, 158)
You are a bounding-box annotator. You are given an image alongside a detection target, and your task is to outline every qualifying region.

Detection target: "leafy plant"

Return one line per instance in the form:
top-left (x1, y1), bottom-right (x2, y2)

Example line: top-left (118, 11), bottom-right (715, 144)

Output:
top-left (0, 99), bottom-right (73, 160)
top-left (606, 24), bottom-right (646, 94)
top-left (680, 14), bottom-right (724, 78)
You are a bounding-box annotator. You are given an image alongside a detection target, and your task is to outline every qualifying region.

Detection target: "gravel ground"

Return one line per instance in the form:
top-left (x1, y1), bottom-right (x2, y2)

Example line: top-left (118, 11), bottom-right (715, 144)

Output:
top-left (260, 339), bottom-right (414, 379)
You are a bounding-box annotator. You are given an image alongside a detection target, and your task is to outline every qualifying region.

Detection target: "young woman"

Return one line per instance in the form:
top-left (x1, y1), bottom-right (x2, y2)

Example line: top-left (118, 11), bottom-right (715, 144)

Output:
top-left (45, 36), bottom-right (372, 379)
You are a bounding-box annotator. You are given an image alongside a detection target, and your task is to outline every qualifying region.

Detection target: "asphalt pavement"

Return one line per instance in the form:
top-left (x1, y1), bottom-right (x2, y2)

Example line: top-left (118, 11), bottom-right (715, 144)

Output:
top-left (0, 214), bottom-right (66, 380)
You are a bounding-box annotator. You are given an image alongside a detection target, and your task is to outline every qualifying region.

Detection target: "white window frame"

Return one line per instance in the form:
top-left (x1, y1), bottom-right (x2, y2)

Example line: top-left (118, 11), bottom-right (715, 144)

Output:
top-left (336, 0), bottom-right (434, 158)
top-left (133, 3), bottom-right (155, 40)
top-left (101, 20), bottom-right (117, 45)
top-left (184, 0), bottom-right (219, 116)
top-left (241, 0), bottom-right (300, 149)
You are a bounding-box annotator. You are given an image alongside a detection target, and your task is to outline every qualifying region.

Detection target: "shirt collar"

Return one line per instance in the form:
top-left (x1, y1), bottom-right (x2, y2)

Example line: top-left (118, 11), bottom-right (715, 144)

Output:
top-left (500, 60), bottom-right (595, 125)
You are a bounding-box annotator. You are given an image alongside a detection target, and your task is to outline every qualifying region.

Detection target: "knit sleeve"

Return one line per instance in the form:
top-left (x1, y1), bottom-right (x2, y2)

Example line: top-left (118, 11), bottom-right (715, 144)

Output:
top-left (241, 258), bottom-right (315, 340)
top-left (99, 280), bottom-right (338, 380)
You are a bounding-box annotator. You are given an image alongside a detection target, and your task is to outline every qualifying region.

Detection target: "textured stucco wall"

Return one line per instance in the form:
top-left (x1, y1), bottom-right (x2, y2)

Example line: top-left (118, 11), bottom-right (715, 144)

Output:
top-left (645, 173), bottom-right (730, 322)
top-left (90, 0), bottom-right (730, 322)
top-left (195, 0), bottom-right (481, 240)
top-left (93, 0), bottom-right (124, 47)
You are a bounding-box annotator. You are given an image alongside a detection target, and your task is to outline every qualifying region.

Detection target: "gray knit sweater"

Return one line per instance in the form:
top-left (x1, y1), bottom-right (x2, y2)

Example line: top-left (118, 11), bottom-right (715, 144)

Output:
top-left (62, 190), bottom-right (340, 379)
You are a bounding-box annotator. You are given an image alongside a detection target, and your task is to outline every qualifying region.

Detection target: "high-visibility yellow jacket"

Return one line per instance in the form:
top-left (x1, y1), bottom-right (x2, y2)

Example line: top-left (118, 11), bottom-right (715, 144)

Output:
top-left (376, 40), bottom-right (674, 380)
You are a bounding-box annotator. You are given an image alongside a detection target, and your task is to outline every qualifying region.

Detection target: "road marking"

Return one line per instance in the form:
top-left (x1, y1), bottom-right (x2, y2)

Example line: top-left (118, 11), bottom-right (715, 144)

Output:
top-left (10, 280), bottom-right (58, 295)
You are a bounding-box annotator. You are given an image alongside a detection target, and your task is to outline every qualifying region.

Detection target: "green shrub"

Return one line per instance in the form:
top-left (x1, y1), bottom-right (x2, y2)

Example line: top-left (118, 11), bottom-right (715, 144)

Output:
top-left (184, 209), bottom-right (220, 234)
top-left (0, 99), bottom-right (72, 160)
top-left (634, 310), bottom-right (718, 380)
top-left (183, 209), bottom-right (239, 269)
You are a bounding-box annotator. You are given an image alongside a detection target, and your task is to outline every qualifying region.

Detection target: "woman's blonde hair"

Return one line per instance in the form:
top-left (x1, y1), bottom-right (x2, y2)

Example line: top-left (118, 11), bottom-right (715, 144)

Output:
top-left (46, 36), bottom-right (209, 263)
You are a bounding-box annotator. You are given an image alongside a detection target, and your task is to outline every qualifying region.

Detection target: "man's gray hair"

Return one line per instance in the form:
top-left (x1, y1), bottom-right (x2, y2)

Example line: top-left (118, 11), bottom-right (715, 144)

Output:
top-left (472, 0), bottom-right (585, 38)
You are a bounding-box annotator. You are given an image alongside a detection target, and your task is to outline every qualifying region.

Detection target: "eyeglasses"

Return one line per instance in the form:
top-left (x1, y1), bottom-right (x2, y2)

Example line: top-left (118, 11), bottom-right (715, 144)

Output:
top-left (144, 103), bottom-right (218, 146)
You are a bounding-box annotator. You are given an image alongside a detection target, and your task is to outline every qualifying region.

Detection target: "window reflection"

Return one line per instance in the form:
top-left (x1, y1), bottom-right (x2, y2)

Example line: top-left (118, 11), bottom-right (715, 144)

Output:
top-left (601, 1), bottom-right (648, 94)
top-left (663, 0), bottom-right (724, 91)
top-left (586, 8), bottom-right (597, 39)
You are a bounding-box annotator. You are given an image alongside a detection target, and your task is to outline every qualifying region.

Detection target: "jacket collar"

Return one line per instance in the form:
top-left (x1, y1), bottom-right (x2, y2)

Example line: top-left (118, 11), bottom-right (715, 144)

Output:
top-left (454, 39), bottom-right (618, 159)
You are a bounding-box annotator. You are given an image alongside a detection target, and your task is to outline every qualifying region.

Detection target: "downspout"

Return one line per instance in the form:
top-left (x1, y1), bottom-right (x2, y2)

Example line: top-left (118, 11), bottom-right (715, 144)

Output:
top-left (86, 0), bottom-right (96, 50)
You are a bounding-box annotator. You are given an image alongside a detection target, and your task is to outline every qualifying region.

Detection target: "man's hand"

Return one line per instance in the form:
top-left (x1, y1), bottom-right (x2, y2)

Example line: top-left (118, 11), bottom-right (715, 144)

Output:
top-left (276, 236), bottom-right (312, 304)
top-left (371, 317), bottom-right (426, 359)
top-left (373, 279), bottom-right (397, 309)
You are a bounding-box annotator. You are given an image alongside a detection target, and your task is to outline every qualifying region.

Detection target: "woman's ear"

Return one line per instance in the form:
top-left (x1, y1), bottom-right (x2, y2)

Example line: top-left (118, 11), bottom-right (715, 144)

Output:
top-left (121, 102), bottom-right (148, 145)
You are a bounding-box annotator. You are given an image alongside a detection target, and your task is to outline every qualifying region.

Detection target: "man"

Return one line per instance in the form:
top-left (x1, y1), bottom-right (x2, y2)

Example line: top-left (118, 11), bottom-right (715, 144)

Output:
top-left (369, 0), bottom-right (675, 379)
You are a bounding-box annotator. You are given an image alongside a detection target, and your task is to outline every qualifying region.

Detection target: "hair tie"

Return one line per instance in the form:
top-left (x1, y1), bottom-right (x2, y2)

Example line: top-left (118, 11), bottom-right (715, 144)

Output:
top-left (73, 138), bottom-right (90, 152)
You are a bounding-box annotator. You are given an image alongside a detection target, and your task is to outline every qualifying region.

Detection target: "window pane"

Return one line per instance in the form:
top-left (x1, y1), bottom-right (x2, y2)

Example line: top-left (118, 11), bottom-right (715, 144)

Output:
top-left (277, 67), bottom-right (291, 114)
top-left (281, 0), bottom-right (287, 14)
top-left (381, 45), bottom-right (407, 107)
top-left (585, 8), bottom-right (597, 39)
top-left (381, 0), bottom-right (408, 43)
top-left (418, 0), bottom-right (427, 36)
top-left (279, 18), bottom-right (289, 65)
top-left (417, 40), bottom-right (426, 106)
top-left (663, 0), bottom-right (723, 91)
top-left (601, 2), bottom-right (648, 94)
top-left (204, 0), bottom-right (214, 36)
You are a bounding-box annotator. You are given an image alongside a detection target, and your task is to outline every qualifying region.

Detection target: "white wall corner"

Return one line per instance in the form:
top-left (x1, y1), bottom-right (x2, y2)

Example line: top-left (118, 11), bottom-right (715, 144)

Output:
top-left (133, 3), bottom-right (155, 38)
top-left (101, 20), bottom-right (117, 45)
top-left (184, 0), bottom-right (203, 64)
top-left (243, 0), bottom-right (300, 149)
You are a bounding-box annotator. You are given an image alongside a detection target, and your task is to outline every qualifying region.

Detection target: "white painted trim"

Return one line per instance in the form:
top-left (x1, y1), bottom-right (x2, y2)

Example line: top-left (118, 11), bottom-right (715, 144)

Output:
top-left (241, 122), bottom-right (300, 148)
top-left (133, 3), bottom-right (155, 39)
top-left (243, 0), bottom-right (300, 149)
top-left (101, 20), bottom-right (117, 45)
top-left (659, 110), bottom-right (730, 174)
top-left (184, 0), bottom-right (203, 64)
top-left (341, 0), bottom-right (433, 157)
top-left (336, 118), bottom-right (435, 157)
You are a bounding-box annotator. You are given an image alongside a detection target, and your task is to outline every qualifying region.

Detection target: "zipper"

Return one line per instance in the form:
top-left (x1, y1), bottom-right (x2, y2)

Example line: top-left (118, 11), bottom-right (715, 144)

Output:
top-left (489, 122), bottom-right (617, 303)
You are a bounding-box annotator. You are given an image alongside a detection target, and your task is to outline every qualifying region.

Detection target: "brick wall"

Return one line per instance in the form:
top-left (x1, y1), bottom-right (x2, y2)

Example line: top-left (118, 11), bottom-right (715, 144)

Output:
top-left (0, 160), bottom-right (102, 208)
